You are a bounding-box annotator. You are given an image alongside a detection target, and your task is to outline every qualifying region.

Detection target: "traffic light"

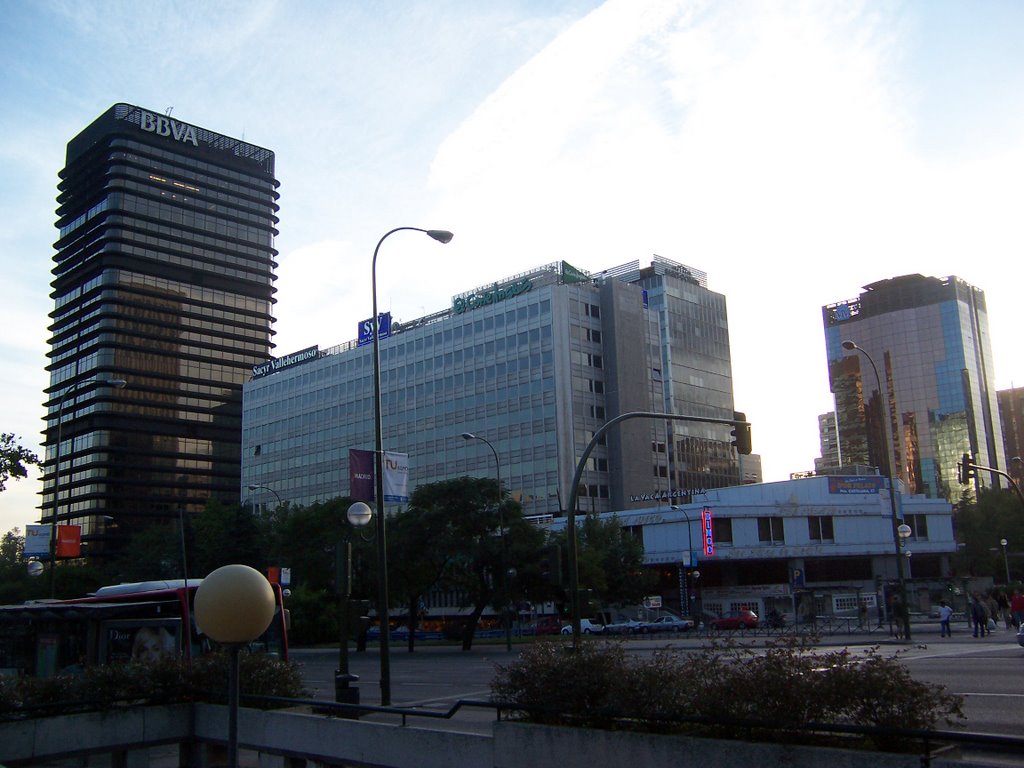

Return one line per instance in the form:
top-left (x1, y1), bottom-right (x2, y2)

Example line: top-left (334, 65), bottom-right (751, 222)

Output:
top-left (539, 544), bottom-right (563, 585)
top-left (958, 453), bottom-right (975, 484)
top-left (731, 411), bottom-right (752, 455)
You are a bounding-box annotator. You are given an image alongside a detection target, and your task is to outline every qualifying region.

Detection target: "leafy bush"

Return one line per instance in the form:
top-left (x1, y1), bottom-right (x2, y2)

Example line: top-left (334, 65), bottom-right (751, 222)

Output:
top-left (0, 651), bottom-right (306, 718)
top-left (491, 637), bottom-right (964, 750)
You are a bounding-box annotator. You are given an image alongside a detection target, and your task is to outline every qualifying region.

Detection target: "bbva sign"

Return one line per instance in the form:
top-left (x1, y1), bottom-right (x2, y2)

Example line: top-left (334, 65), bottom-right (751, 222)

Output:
top-left (138, 110), bottom-right (199, 147)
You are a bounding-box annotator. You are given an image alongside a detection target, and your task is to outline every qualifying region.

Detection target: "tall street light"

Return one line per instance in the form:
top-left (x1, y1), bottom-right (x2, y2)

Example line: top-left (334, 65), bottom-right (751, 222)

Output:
top-left (1001, 538), bottom-right (1011, 585)
top-left (371, 227), bottom-right (452, 705)
top-left (247, 483), bottom-right (282, 513)
top-left (49, 376), bottom-right (127, 597)
top-left (670, 505), bottom-right (697, 618)
top-left (841, 340), bottom-right (911, 640)
top-left (461, 432), bottom-right (512, 652)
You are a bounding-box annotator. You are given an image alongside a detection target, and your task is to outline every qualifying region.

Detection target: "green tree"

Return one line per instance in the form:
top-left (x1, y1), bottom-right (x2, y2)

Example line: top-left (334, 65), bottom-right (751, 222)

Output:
top-left (108, 522), bottom-right (187, 584)
top-left (552, 512), bottom-right (655, 609)
top-left (190, 498), bottom-right (264, 576)
top-left (954, 488), bottom-right (1024, 581)
top-left (0, 529), bottom-right (30, 603)
top-left (405, 476), bottom-right (542, 651)
top-left (0, 434), bottom-right (40, 492)
top-left (388, 503), bottom-right (458, 652)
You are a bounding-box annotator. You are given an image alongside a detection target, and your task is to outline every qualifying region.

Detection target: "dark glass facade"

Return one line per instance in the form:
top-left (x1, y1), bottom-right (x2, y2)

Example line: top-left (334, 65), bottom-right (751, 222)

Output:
top-left (823, 274), bottom-right (1003, 502)
top-left (43, 104), bottom-right (279, 553)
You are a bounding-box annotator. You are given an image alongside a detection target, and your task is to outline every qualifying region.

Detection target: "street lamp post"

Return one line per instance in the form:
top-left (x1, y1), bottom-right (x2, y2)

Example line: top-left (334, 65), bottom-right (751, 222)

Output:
top-left (565, 410), bottom-right (748, 649)
top-left (460, 432), bottom-right (512, 652)
top-left (691, 570), bottom-right (701, 627)
top-left (337, 501), bottom-right (373, 706)
top-left (49, 376), bottom-right (127, 598)
top-left (842, 340), bottom-right (911, 640)
top-left (193, 565), bottom-right (276, 768)
top-left (370, 227), bottom-right (452, 705)
top-left (1001, 538), bottom-right (1011, 584)
top-left (670, 505), bottom-right (696, 618)
top-left (247, 484), bottom-right (282, 513)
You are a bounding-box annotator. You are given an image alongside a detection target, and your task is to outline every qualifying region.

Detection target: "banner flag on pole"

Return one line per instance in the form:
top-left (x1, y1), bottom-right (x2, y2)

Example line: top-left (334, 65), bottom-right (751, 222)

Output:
top-left (383, 451), bottom-right (409, 503)
top-left (349, 448), bottom-right (375, 501)
top-left (25, 525), bottom-right (51, 559)
top-left (56, 525), bottom-right (81, 558)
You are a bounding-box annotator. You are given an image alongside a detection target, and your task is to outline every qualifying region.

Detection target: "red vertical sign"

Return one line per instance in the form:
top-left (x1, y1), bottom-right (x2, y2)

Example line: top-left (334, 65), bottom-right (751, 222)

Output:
top-left (701, 507), bottom-right (714, 556)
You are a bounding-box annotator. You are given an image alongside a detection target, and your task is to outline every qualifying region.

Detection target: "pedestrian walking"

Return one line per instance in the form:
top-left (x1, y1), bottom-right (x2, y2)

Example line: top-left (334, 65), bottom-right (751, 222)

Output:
top-left (971, 594), bottom-right (989, 637)
top-left (1011, 589), bottom-right (1024, 628)
top-left (938, 600), bottom-right (953, 637)
top-left (997, 591), bottom-right (1012, 629)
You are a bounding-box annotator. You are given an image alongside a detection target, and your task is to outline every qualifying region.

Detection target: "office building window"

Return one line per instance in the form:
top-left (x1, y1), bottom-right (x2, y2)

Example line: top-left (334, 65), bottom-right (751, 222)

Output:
top-left (905, 514), bottom-right (929, 540)
top-left (712, 517), bottom-right (732, 544)
top-left (808, 516), bottom-right (834, 542)
top-left (758, 517), bottom-right (784, 544)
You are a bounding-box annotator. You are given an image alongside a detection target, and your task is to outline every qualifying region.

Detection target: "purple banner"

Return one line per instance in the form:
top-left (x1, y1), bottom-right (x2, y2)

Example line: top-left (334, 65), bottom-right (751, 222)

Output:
top-left (349, 449), bottom-right (375, 501)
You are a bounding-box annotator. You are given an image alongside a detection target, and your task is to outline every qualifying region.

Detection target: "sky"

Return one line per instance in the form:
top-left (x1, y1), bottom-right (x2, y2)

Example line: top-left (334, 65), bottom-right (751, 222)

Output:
top-left (2, 0), bottom-right (1023, 536)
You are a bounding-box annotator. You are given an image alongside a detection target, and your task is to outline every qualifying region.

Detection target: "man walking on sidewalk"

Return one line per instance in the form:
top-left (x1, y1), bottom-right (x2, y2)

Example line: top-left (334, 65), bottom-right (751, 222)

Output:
top-left (938, 600), bottom-right (953, 637)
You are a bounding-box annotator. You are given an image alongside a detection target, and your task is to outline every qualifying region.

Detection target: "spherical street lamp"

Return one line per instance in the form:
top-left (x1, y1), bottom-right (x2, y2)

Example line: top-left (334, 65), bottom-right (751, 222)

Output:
top-left (336, 502), bottom-right (374, 705)
top-left (194, 565), bottom-right (276, 768)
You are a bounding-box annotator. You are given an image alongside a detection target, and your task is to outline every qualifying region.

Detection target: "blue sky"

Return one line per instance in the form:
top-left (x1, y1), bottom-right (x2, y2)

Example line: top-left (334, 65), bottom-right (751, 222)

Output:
top-left (2, 0), bottom-right (1023, 535)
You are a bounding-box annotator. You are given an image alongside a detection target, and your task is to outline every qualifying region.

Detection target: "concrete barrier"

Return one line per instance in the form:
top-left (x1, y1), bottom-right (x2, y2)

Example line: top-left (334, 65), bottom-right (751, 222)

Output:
top-left (0, 704), bottom-right (998, 768)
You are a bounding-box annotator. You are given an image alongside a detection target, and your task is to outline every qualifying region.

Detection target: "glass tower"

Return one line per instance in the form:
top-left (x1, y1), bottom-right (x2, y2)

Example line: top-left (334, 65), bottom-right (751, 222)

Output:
top-left (823, 274), bottom-right (1003, 502)
top-left (44, 104), bottom-right (279, 555)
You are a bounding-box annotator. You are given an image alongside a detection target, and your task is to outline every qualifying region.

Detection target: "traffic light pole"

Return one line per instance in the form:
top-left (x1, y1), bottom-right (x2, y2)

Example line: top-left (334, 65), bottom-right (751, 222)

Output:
top-left (565, 411), bottom-right (751, 651)
top-left (960, 457), bottom-right (1024, 514)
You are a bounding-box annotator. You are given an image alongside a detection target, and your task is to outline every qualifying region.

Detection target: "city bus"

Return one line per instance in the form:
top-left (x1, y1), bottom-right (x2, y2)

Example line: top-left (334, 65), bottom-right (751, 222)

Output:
top-left (0, 579), bottom-right (289, 678)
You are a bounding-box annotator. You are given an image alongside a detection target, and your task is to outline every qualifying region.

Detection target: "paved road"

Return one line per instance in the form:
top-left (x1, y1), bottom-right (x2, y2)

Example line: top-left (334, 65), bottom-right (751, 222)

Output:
top-left (292, 621), bottom-right (1024, 737)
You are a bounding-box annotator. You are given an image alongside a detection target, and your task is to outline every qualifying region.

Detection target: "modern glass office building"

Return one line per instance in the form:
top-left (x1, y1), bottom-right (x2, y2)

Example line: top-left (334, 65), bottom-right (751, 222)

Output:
top-left (44, 104), bottom-right (279, 554)
top-left (242, 256), bottom-right (743, 516)
top-left (823, 274), bottom-right (1004, 502)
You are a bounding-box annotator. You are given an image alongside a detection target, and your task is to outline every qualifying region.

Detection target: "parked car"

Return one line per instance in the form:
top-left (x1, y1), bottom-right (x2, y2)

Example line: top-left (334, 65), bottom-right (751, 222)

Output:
top-left (602, 615), bottom-right (644, 635)
top-left (709, 609), bottom-right (759, 630)
top-left (560, 618), bottom-right (605, 635)
top-left (527, 616), bottom-right (563, 636)
top-left (639, 615), bottom-right (696, 633)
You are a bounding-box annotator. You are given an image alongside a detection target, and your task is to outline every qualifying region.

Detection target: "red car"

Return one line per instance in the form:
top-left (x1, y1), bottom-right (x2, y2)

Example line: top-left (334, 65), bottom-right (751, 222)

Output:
top-left (529, 616), bottom-right (564, 636)
top-left (710, 609), bottom-right (759, 630)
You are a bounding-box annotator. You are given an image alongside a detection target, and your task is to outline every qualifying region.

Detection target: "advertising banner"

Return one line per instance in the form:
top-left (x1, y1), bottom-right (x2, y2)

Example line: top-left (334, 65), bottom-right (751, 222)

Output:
top-left (25, 524), bottom-right (51, 559)
top-left (349, 449), bottom-right (375, 501)
top-left (55, 525), bottom-right (81, 558)
top-left (383, 451), bottom-right (409, 503)
top-left (828, 476), bottom-right (883, 494)
top-left (100, 619), bottom-right (181, 664)
top-left (357, 313), bottom-right (392, 347)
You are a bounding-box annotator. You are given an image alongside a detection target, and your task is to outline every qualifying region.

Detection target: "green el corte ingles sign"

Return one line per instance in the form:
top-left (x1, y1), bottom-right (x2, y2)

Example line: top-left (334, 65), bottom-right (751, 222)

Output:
top-left (453, 279), bottom-right (533, 314)
top-left (561, 260), bottom-right (589, 284)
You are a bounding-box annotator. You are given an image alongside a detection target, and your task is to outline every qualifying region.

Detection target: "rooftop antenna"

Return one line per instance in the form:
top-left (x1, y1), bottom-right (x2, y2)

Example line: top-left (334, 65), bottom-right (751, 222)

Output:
top-left (165, 107), bottom-right (174, 117)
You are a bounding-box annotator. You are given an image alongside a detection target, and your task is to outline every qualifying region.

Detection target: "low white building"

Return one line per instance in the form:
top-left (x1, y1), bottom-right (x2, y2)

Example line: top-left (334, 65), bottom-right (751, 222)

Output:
top-left (550, 474), bottom-right (956, 622)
